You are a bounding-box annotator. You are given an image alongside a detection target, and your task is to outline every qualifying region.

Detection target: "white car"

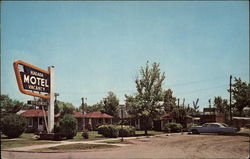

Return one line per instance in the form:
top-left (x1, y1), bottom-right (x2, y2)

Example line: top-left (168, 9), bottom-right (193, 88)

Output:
top-left (188, 123), bottom-right (237, 134)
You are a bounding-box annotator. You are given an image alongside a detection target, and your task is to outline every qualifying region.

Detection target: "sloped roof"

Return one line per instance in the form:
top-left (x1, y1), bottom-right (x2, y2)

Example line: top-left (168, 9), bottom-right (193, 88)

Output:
top-left (20, 109), bottom-right (60, 118)
top-left (84, 111), bottom-right (113, 118)
top-left (73, 112), bottom-right (85, 118)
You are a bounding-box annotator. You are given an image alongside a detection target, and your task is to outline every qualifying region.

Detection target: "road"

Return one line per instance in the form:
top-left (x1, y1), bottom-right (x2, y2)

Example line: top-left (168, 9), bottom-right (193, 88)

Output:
top-left (2, 134), bottom-right (249, 159)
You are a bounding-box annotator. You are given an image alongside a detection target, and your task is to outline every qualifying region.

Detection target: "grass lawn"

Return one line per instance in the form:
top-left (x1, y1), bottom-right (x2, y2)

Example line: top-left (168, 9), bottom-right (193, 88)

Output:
top-left (1, 139), bottom-right (59, 150)
top-left (99, 139), bottom-right (133, 144)
top-left (135, 130), bottom-right (164, 136)
top-left (34, 143), bottom-right (118, 152)
top-left (1, 133), bottom-right (59, 149)
top-left (68, 131), bottom-right (107, 141)
top-left (1, 130), bottom-right (163, 149)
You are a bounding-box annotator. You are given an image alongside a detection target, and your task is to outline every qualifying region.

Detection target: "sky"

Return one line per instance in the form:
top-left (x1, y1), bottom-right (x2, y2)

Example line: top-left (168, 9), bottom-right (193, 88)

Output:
top-left (1, 1), bottom-right (249, 110)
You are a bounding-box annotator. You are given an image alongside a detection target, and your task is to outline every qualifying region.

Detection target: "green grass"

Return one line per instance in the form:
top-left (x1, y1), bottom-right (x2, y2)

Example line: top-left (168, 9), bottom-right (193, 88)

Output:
top-left (99, 139), bottom-right (133, 144)
top-left (68, 131), bottom-right (107, 141)
top-left (1, 133), bottom-right (34, 139)
top-left (34, 143), bottom-right (118, 152)
top-left (1, 139), bottom-right (59, 150)
top-left (1, 133), bottom-right (60, 149)
top-left (1, 130), bottom-right (163, 149)
top-left (135, 130), bottom-right (164, 136)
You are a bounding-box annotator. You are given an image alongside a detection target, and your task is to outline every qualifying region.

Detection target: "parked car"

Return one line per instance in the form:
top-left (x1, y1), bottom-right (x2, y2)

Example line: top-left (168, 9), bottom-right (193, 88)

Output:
top-left (188, 123), bottom-right (237, 134)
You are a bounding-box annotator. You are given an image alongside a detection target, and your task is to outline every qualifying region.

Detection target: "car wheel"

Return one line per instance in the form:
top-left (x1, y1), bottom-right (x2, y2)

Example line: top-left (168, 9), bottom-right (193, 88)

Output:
top-left (191, 129), bottom-right (199, 134)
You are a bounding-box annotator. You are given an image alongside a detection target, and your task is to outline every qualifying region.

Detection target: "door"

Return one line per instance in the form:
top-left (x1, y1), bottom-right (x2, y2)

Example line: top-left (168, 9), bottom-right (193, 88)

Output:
top-left (38, 117), bottom-right (44, 132)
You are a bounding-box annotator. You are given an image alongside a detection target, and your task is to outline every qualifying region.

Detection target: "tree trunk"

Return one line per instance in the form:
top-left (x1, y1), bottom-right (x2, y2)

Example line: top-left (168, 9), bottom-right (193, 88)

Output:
top-left (144, 129), bottom-right (148, 135)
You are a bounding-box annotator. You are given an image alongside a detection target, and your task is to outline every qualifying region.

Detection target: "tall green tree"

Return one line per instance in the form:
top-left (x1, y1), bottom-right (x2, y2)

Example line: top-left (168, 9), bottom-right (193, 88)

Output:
top-left (125, 62), bottom-right (165, 135)
top-left (162, 89), bottom-right (176, 113)
top-left (213, 96), bottom-right (228, 113)
top-left (230, 77), bottom-right (250, 116)
top-left (87, 103), bottom-right (103, 113)
top-left (102, 91), bottom-right (119, 118)
top-left (0, 94), bottom-right (27, 114)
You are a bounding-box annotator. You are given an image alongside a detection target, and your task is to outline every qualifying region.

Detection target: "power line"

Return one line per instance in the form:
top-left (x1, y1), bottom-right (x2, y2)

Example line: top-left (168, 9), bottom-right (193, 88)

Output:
top-left (177, 84), bottom-right (228, 95)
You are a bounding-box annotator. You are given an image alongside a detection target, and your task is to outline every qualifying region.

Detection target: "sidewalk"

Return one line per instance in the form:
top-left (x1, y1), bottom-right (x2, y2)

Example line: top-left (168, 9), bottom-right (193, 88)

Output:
top-left (3, 134), bottom-right (167, 152)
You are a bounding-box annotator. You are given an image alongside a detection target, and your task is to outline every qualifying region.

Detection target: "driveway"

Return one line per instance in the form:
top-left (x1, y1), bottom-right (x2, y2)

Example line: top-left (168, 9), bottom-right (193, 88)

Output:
top-left (2, 134), bottom-right (249, 159)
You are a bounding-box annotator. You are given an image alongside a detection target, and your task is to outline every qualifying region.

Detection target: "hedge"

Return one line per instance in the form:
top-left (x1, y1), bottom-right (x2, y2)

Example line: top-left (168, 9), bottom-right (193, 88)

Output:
top-left (117, 125), bottom-right (136, 137)
top-left (97, 125), bottom-right (136, 138)
top-left (164, 123), bottom-right (183, 133)
top-left (97, 125), bottom-right (118, 138)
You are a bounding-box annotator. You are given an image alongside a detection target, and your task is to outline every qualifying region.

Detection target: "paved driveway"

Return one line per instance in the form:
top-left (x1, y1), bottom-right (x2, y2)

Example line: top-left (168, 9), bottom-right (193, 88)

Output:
top-left (2, 134), bottom-right (249, 159)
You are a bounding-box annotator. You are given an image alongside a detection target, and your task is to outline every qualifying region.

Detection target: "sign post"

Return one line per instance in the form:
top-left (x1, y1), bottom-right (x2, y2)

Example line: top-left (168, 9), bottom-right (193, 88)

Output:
top-left (48, 66), bottom-right (55, 133)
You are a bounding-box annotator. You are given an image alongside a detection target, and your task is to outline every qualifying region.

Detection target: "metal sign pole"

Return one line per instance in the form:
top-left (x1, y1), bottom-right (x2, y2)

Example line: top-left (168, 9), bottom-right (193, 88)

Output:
top-left (48, 66), bottom-right (55, 133)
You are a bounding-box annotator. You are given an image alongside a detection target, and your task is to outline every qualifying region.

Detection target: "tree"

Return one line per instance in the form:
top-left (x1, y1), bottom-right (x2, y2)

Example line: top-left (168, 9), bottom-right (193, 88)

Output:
top-left (102, 92), bottom-right (119, 118)
top-left (54, 101), bottom-right (60, 115)
top-left (61, 103), bottom-right (75, 116)
top-left (213, 96), bottom-right (228, 114)
top-left (0, 94), bottom-right (27, 114)
top-left (125, 62), bottom-right (165, 135)
top-left (230, 77), bottom-right (250, 116)
top-left (59, 114), bottom-right (77, 139)
top-left (162, 89), bottom-right (176, 113)
top-left (1, 114), bottom-right (26, 138)
top-left (56, 101), bottom-right (75, 116)
top-left (87, 103), bottom-right (103, 113)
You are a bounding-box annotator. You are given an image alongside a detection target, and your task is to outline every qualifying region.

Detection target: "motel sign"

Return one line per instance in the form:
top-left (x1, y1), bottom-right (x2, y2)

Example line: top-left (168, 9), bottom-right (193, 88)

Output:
top-left (13, 60), bottom-right (55, 133)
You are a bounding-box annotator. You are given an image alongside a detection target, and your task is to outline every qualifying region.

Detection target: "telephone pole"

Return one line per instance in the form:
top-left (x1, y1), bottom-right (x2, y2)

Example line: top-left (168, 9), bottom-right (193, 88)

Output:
top-left (54, 93), bottom-right (59, 102)
top-left (229, 75), bottom-right (232, 122)
top-left (81, 97), bottom-right (87, 114)
top-left (177, 98), bottom-right (180, 108)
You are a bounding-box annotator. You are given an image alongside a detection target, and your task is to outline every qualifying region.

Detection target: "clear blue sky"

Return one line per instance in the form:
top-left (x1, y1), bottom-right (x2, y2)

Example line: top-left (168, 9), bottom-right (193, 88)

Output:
top-left (1, 1), bottom-right (249, 110)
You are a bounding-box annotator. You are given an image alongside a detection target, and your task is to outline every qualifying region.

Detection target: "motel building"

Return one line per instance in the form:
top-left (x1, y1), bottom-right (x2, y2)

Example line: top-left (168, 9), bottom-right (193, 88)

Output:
top-left (20, 109), bottom-right (113, 133)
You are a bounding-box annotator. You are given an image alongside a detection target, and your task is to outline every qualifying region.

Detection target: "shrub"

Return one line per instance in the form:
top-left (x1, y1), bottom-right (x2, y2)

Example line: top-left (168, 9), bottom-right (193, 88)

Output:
top-left (164, 127), bottom-right (171, 133)
top-left (82, 129), bottom-right (89, 139)
top-left (54, 122), bottom-right (61, 133)
top-left (59, 114), bottom-right (77, 139)
top-left (164, 123), bottom-right (183, 133)
top-left (117, 125), bottom-right (136, 137)
top-left (1, 114), bottom-right (26, 138)
top-left (97, 125), bottom-right (118, 138)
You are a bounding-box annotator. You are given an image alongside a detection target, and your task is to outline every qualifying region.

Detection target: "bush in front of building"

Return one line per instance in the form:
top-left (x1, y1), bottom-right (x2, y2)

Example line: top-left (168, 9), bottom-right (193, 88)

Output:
top-left (97, 125), bottom-right (119, 138)
top-left (117, 125), bottom-right (136, 137)
top-left (1, 114), bottom-right (26, 138)
top-left (82, 129), bottom-right (89, 139)
top-left (164, 123), bottom-right (183, 133)
top-left (59, 114), bottom-right (77, 139)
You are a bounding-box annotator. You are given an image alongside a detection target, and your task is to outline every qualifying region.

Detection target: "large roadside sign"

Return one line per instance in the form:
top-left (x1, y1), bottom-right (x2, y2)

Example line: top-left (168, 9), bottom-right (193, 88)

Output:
top-left (13, 60), bottom-right (50, 99)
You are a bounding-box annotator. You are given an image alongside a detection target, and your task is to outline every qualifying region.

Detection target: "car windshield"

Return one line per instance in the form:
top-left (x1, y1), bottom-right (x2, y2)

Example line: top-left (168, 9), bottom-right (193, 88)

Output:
top-left (220, 123), bottom-right (229, 127)
top-left (202, 124), bottom-right (208, 127)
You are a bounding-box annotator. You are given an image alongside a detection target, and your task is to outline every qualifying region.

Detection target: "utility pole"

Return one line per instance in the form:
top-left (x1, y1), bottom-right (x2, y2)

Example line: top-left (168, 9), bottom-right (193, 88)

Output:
top-left (182, 98), bottom-right (185, 107)
top-left (121, 105), bottom-right (124, 142)
top-left (229, 75), bottom-right (232, 122)
top-left (81, 97), bottom-right (87, 114)
top-left (55, 93), bottom-right (59, 102)
top-left (177, 98), bottom-right (180, 108)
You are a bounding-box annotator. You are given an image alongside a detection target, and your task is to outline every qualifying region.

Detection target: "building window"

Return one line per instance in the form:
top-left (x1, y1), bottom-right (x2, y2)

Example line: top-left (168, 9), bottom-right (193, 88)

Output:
top-left (39, 117), bottom-right (43, 125)
top-left (28, 118), bottom-right (33, 127)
